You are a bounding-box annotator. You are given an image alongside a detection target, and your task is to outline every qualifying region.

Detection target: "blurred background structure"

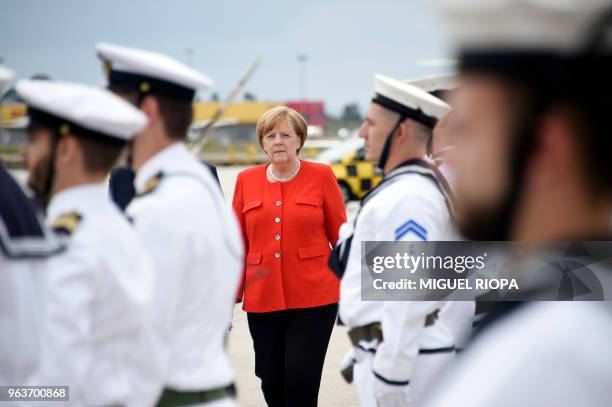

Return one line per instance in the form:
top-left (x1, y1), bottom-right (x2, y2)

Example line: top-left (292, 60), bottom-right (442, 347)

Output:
top-left (0, 0), bottom-right (454, 168)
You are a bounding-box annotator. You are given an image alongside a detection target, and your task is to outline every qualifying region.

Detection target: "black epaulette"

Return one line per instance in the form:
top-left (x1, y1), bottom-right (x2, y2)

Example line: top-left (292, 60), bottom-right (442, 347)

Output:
top-left (136, 171), bottom-right (164, 197)
top-left (51, 212), bottom-right (83, 236)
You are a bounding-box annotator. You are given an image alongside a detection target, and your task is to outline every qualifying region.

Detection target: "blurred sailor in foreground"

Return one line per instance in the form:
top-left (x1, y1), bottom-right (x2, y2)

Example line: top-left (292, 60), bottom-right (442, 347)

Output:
top-left (424, 1), bottom-right (612, 406)
top-left (17, 79), bottom-right (153, 405)
top-left (0, 67), bottom-right (63, 385)
top-left (405, 75), bottom-right (458, 182)
top-left (406, 75), bottom-right (475, 352)
top-left (331, 74), bottom-right (455, 406)
top-left (97, 42), bottom-right (243, 407)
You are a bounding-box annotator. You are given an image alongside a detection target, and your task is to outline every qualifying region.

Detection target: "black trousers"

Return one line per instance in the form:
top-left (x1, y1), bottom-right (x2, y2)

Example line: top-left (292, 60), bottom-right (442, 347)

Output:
top-left (247, 303), bottom-right (338, 407)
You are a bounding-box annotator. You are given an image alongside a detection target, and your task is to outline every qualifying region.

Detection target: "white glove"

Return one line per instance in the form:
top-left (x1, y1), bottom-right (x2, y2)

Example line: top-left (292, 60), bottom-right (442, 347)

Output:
top-left (338, 222), bottom-right (354, 243)
top-left (373, 372), bottom-right (412, 407)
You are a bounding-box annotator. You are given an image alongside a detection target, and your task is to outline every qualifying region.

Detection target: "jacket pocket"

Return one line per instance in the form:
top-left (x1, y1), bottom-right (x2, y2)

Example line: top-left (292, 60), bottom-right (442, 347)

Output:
top-left (298, 244), bottom-right (330, 259)
top-left (296, 196), bottom-right (321, 207)
top-left (246, 252), bottom-right (262, 265)
top-left (242, 200), bottom-right (262, 213)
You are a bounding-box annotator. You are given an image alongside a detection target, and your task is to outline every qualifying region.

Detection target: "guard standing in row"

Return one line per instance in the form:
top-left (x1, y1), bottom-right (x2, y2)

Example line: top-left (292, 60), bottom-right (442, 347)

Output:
top-left (96, 43), bottom-right (243, 407)
top-left (332, 74), bottom-right (455, 406)
top-left (17, 79), bottom-right (153, 406)
top-left (406, 74), bottom-right (475, 351)
top-left (425, 0), bottom-right (612, 406)
top-left (404, 75), bottom-right (458, 181)
top-left (0, 67), bottom-right (64, 386)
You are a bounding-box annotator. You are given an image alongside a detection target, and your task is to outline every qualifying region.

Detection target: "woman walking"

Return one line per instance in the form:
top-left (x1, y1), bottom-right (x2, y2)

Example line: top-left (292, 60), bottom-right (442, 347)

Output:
top-left (232, 106), bottom-right (346, 407)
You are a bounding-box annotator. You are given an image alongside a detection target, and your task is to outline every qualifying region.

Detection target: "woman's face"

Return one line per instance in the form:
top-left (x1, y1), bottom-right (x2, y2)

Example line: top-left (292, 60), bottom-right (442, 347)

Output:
top-left (261, 119), bottom-right (302, 164)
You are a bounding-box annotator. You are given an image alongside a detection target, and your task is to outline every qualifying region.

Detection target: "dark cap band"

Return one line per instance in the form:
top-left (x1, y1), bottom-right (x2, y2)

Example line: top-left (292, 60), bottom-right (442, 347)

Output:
top-left (28, 108), bottom-right (127, 146)
top-left (372, 93), bottom-right (438, 129)
top-left (108, 69), bottom-right (195, 102)
top-left (459, 50), bottom-right (566, 82)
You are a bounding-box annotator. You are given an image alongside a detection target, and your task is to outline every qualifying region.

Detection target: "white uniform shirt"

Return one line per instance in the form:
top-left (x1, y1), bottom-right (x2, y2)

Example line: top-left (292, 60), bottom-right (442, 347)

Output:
top-left (30, 183), bottom-right (153, 406)
top-left (339, 163), bottom-right (455, 382)
top-left (0, 254), bottom-right (47, 385)
top-left (424, 302), bottom-right (612, 407)
top-left (126, 143), bottom-right (243, 404)
top-left (0, 163), bottom-right (61, 386)
top-left (433, 151), bottom-right (476, 349)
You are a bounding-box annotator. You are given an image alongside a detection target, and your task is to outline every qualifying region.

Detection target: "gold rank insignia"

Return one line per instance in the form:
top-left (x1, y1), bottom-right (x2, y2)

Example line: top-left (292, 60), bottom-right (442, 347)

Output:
top-left (51, 212), bottom-right (82, 236)
top-left (137, 171), bottom-right (164, 197)
top-left (103, 61), bottom-right (112, 77)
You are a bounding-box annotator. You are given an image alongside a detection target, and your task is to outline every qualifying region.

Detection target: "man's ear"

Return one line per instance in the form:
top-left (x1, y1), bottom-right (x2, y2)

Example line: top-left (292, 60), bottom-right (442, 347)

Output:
top-left (530, 112), bottom-right (575, 184)
top-left (396, 120), bottom-right (411, 143)
top-left (55, 134), bottom-right (80, 167)
top-left (140, 95), bottom-right (161, 125)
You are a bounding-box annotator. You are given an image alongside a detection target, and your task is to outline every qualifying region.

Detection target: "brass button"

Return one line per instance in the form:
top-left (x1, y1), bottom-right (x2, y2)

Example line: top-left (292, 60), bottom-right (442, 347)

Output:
top-left (275, 217), bottom-right (280, 223)
top-left (276, 201), bottom-right (282, 206)
top-left (274, 252), bottom-right (281, 258)
top-left (275, 234), bottom-right (280, 241)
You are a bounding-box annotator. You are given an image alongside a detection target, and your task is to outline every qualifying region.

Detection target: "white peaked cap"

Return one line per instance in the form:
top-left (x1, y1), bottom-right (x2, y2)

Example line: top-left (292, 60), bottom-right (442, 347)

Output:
top-left (404, 74), bottom-right (458, 93)
top-left (372, 74), bottom-right (451, 128)
top-left (96, 42), bottom-right (213, 100)
top-left (436, 0), bottom-right (612, 54)
top-left (16, 80), bottom-right (147, 142)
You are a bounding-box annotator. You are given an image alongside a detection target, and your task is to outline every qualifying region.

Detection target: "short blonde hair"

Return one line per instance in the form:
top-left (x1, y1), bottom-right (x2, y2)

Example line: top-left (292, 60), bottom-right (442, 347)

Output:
top-left (256, 106), bottom-right (308, 150)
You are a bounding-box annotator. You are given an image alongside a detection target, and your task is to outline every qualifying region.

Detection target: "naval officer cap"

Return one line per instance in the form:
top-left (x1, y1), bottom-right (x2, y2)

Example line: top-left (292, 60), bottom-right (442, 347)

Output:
top-left (16, 80), bottom-right (147, 144)
top-left (436, 0), bottom-right (612, 74)
top-left (96, 42), bottom-right (214, 102)
top-left (372, 74), bottom-right (451, 129)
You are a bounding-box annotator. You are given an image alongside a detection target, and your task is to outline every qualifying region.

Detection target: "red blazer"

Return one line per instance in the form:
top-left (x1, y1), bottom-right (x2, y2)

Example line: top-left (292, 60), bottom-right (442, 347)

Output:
top-left (232, 160), bottom-right (347, 313)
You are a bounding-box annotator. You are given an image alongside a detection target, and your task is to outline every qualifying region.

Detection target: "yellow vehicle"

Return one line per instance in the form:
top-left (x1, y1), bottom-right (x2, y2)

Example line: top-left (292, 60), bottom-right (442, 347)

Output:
top-left (316, 137), bottom-right (382, 202)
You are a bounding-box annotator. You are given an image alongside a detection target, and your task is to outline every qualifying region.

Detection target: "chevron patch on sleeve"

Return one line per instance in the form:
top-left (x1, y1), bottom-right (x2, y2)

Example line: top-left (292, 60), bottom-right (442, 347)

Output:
top-left (394, 219), bottom-right (428, 241)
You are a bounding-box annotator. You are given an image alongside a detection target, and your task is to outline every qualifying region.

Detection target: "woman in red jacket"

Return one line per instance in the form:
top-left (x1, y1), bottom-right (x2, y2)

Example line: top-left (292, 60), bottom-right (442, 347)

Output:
top-left (233, 106), bottom-right (346, 407)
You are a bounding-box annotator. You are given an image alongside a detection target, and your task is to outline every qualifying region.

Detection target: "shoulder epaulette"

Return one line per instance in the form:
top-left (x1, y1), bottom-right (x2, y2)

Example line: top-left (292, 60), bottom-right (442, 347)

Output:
top-left (136, 171), bottom-right (164, 197)
top-left (51, 212), bottom-right (82, 236)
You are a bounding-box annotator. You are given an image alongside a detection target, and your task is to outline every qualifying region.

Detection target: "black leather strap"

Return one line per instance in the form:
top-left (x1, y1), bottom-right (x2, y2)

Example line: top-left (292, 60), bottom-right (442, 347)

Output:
top-left (156, 384), bottom-right (236, 407)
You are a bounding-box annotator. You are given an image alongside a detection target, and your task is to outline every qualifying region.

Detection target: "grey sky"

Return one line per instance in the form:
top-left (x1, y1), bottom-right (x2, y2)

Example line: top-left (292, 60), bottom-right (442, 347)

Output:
top-left (0, 0), bottom-right (453, 115)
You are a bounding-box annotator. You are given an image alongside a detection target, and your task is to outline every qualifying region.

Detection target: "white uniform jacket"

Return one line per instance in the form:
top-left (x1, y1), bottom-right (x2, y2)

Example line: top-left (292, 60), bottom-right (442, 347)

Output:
top-left (126, 142), bottom-right (243, 405)
top-left (339, 160), bottom-right (456, 384)
top-left (424, 302), bottom-right (612, 407)
top-left (0, 163), bottom-right (62, 386)
top-left (31, 182), bottom-right (152, 406)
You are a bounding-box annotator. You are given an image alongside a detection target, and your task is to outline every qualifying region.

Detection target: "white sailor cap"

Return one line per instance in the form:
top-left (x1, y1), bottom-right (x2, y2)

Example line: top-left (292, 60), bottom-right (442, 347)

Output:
top-left (404, 74), bottom-right (458, 94)
top-left (436, 0), bottom-right (612, 55)
top-left (96, 42), bottom-right (213, 102)
top-left (372, 74), bottom-right (451, 128)
top-left (0, 65), bottom-right (15, 94)
top-left (16, 80), bottom-right (147, 144)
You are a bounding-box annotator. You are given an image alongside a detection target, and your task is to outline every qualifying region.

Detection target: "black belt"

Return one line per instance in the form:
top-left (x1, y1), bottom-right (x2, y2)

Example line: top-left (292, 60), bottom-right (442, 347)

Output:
top-left (156, 383), bottom-right (236, 407)
top-left (348, 309), bottom-right (440, 347)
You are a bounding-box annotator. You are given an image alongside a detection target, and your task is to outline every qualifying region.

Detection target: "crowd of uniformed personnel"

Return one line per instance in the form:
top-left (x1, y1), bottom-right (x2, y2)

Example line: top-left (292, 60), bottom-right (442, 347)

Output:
top-left (2, 0), bottom-right (612, 406)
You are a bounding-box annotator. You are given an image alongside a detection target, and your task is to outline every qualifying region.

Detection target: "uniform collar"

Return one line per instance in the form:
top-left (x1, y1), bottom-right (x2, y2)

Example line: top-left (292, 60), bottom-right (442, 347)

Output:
top-left (134, 142), bottom-right (188, 193)
top-left (384, 156), bottom-right (431, 179)
top-left (47, 182), bottom-right (108, 222)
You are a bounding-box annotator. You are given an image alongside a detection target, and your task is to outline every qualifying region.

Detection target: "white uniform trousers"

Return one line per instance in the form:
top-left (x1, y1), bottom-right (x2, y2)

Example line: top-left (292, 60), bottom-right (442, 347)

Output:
top-left (353, 348), bottom-right (455, 406)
